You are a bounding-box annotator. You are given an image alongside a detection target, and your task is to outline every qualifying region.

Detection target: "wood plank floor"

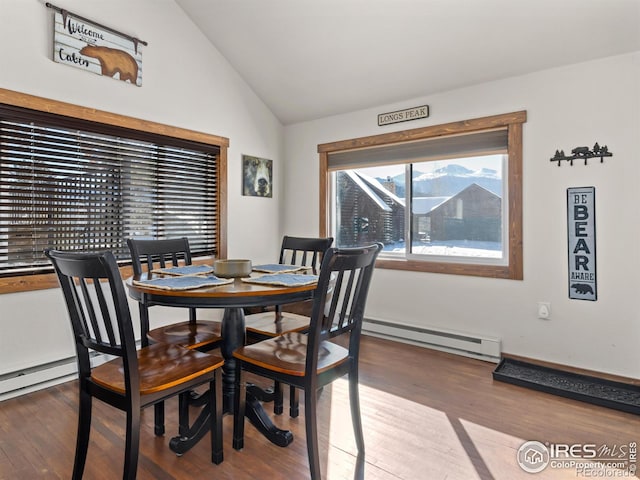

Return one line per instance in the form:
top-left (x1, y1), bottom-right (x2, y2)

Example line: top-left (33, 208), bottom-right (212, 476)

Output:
top-left (0, 335), bottom-right (638, 479)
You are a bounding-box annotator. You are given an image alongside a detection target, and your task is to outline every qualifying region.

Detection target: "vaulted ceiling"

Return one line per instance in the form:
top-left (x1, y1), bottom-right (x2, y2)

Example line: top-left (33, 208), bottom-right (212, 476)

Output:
top-left (176, 0), bottom-right (640, 125)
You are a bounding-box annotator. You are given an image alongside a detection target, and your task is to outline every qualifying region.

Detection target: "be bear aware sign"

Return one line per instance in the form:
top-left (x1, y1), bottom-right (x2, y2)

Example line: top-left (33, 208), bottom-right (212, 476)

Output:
top-left (53, 10), bottom-right (142, 86)
top-left (567, 187), bottom-right (597, 301)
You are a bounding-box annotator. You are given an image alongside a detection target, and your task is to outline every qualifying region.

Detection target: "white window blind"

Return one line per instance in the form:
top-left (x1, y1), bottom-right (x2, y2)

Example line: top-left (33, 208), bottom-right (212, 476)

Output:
top-left (327, 128), bottom-right (508, 170)
top-left (0, 107), bottom-right (219, 276)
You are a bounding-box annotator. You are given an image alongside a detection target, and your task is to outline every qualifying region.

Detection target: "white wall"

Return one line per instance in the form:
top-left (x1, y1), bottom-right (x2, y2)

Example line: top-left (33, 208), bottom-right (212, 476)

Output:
top-left (2, 1), bottom-right (638, 381)
top-left (0, 0), bottom-right (284, 375)
top-left (284, 52), bottom-right (640, 378)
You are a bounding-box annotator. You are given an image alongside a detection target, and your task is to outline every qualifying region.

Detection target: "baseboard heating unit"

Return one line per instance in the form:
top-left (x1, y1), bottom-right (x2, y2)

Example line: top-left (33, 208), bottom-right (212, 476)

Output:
top-left (363, 318), bottom-right (501, 363)
top-left (0, 352), bottom-right (110, 401)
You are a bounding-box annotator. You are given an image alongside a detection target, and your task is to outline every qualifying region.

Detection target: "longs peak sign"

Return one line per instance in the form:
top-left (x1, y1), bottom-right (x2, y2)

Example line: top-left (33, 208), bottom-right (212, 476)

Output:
top-left (378, 105), bottom-right (429, 126)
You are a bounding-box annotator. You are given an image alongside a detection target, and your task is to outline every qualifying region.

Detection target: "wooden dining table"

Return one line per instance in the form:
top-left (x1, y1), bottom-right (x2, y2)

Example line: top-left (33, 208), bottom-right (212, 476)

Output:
top-left (125, 271), bottom-right (317, 454)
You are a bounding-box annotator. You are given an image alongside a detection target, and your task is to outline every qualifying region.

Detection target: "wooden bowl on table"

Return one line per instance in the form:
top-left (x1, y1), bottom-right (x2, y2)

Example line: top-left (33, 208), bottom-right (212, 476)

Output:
top-left (214, 259), bottom-right (252, 278)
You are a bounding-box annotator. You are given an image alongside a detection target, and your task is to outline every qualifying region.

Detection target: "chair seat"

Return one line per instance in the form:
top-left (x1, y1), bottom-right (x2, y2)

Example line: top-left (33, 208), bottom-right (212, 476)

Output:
top-left (245, 312), bottom-right (310, 337)
top-left (92, 342), bottom-right (224, 395)
top-left (147, 320), bottom-right (222, 349)
top-left (233, 332), bottom-right (348, 377)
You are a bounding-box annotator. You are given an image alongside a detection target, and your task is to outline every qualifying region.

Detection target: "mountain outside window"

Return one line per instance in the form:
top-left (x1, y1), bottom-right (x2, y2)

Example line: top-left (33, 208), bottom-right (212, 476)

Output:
top-left (331, 154), bottom-right (507, 266)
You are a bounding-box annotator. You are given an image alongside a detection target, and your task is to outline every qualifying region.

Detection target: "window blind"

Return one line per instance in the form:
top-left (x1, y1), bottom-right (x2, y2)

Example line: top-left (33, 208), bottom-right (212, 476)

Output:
top-left (0, 107), bottom-right (219, 276)
top-left (327, 128), bottom-right (508, 171)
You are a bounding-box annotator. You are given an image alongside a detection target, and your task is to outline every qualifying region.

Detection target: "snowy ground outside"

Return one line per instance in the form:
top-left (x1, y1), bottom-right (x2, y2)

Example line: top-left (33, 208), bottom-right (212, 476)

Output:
top-left (384, 240), bottom-right (502, 259)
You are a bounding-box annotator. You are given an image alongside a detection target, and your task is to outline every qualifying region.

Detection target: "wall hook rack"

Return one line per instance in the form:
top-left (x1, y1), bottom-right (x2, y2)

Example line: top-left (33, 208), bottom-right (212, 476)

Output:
top-left (550, 143), bottom-right (612, 166)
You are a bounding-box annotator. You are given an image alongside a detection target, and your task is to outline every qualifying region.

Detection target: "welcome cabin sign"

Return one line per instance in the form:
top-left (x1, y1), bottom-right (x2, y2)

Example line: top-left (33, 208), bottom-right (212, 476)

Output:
top-left (52, 9), bottom-right (143, 86)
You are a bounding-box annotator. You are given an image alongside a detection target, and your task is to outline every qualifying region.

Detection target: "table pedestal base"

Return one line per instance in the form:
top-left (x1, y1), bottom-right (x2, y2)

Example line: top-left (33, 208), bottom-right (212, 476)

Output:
top-left (169, 306), bottom-right (293, 455)
top-left (244, 386), bottom-right (294, 447)
top-left (168, 386), bottom-right (293, 455)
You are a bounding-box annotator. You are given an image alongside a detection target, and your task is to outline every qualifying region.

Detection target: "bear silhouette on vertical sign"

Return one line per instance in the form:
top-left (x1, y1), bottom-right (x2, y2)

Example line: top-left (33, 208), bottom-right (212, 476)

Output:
top-left (571, 283), bottom-right (594, 295)
top-left (80, 45), bottom-right (139, 84)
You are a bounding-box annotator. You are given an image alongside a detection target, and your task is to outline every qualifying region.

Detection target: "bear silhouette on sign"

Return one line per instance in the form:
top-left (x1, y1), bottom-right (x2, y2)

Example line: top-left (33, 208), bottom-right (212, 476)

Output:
top-left (571, 283), bottom-right (594, 295)
top-left (80, 45), bottom-right (138, 84)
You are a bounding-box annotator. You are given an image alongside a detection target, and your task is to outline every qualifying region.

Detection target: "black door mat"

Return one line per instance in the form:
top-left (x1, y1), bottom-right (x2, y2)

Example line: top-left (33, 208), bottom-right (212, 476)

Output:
top-left (493, 358), bottom-right (640, 415)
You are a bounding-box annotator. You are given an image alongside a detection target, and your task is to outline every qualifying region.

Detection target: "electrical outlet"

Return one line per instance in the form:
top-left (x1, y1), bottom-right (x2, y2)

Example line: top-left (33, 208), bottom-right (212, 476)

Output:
top-left (537, 302), bottom-right (551, 320)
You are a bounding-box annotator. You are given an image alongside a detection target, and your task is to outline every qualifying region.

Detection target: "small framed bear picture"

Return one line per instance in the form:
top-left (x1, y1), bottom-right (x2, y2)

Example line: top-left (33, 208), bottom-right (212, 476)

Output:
top-left (242, 155), bottom-right (273, 198)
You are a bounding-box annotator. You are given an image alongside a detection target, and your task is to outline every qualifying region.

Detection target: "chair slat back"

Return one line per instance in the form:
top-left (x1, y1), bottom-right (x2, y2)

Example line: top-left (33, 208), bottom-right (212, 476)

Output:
top-left (127, 237), bottom-right (192, 276)
top-left (127, 237), bottom-right (198, 346)
top-left (45, 249), bottom-right (138, 382)
top-left (279, 236), bottom-right (333, 275)
top-left (306, 243), bottom-right (382, 371)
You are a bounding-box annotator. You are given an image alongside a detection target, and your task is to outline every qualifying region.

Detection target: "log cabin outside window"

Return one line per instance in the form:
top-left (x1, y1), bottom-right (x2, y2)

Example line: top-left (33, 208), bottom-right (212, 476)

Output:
top-left (318, 111), bottom-right (525, 279)
top-left (0, 89), bottom-right (228, 292)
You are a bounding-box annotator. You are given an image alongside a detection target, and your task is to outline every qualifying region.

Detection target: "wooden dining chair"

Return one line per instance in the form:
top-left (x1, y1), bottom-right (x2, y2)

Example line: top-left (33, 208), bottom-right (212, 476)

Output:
top-left (127, 237), bottom-right (223, 434)
top-left (127, 237), bottom-right (223, 350)
top-left (45, 249), bottom-right (224, 480)
top-left (244, 235), bottom-right (333, 416)
top-left (233, 243), bottom-right (382, 480)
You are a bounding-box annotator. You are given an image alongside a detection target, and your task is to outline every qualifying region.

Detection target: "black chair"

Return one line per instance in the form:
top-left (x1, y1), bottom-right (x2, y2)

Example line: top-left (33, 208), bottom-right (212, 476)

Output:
top-left (127, 237), bottom-right (223, 350)
top-left (244, 235), bottom-right (333, 416)
top-left (246, 235), bottom-right (333, 337)
top-left (233, 243), bottom-right (382, 480)
top-left (127, 237), bottom-right (223, 434)
top-left (45, 249), bottom-right (224, 480)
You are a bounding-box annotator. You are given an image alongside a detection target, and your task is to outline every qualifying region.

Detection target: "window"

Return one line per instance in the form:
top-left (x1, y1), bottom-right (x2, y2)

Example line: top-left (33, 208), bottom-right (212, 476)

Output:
top-left (319, 111), bottom-right (525, 279)
top-left (0, 88), bottom-right (228, 289)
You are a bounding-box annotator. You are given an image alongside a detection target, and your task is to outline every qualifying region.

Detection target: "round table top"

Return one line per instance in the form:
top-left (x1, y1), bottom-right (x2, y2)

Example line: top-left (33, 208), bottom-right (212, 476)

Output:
top-left (125, 273), bottom-right (317, 309)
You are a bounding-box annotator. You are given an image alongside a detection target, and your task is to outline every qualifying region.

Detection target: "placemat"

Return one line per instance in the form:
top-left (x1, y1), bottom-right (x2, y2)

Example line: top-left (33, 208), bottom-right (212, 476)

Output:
top-left (252, 264), bottom-right (311, 274)
top-left (150, 264), bottom-right (215, 276)
top-left (242, 273), bottom-right (318, 287)
top-left (133, 274), bottom-right (233, 290)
